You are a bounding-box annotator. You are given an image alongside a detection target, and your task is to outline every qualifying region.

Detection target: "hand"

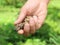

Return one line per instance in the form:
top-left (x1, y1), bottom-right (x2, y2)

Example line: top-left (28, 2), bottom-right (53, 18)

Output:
top-left (14, 0), bottom-right (49, 36)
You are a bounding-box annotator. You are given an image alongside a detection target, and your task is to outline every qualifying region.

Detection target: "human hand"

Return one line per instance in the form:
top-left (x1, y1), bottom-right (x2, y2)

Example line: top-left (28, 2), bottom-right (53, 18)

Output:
top-left (14, 0), bottom-right (49, 36)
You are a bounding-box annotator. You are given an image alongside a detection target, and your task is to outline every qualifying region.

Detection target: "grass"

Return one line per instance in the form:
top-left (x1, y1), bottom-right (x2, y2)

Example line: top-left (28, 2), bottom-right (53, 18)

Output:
top-left (0, 0), bottom-right (60, 45)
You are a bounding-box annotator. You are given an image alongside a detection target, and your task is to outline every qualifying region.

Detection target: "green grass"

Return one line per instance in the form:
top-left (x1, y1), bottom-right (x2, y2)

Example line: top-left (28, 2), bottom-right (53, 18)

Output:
top-left (0, 0), bottom-right (60, 45)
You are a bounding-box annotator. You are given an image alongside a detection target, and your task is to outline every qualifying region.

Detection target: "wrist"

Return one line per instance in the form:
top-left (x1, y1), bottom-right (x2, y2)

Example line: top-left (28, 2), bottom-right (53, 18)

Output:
top-left (28, 0), bottom-right (49, 4)
top-left (40, 0), bottom-right (50, 4)
top-left (28, 0), bottom-right (40, 1)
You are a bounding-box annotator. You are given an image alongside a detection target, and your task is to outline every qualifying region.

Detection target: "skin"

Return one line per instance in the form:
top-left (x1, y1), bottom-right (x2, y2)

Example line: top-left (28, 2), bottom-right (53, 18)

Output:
top-left (14, 0), bottom-right (49, 36)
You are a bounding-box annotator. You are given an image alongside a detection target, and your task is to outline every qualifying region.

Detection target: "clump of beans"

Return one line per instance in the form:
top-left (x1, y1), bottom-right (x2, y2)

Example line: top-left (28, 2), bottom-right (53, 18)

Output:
top-left (15, 16), bottom-right (31, 31)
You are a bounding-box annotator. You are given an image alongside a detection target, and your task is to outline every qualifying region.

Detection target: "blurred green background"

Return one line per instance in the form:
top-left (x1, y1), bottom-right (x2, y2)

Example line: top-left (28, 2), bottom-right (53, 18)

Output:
top-left (0, 0), bottom-right (60, 45)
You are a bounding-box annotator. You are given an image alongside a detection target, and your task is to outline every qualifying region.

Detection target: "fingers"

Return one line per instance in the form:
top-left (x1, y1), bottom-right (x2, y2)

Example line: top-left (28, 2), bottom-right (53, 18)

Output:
top-left (24, 22), bottom-right (30, 36)
top-left (14, 9), bottom-right (27, 25)
top-left (37, 9), bottom-right (47, 29)
top-left (17, 22), bottom-right (30, 36)
top-left (33, 16), bottom-right (39, 30)
top-left (29, 17), bottom-right (35, 34)
top-left (18, 29), bottom-right (24, 34)
top-left (17, 14), bottom-right (46, 36)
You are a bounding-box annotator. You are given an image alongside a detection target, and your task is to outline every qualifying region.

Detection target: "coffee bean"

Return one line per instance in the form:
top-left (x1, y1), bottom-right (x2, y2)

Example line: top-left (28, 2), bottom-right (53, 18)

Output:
top-left (15, 16), bottom-right (32, 31)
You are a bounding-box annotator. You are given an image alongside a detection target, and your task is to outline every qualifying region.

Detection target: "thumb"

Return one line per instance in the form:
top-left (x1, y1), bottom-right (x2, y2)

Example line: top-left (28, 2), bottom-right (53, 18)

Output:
top-left (14, 9), bottom-right (27, 25)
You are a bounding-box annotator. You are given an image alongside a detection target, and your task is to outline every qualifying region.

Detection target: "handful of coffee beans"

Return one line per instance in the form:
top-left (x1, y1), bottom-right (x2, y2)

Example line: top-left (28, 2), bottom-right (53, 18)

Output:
top-left (15, 16), bottom-right (31, 31)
